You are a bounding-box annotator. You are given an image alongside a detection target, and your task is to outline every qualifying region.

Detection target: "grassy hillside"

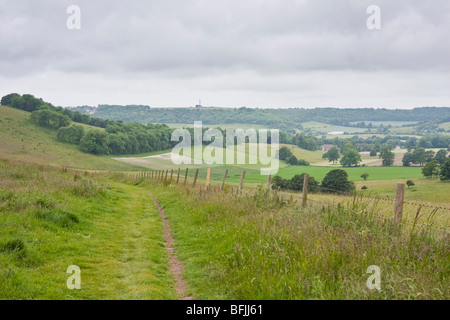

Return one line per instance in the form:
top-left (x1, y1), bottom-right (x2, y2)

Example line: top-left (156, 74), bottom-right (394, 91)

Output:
top-left (0, 105), bottom-right (144, 171)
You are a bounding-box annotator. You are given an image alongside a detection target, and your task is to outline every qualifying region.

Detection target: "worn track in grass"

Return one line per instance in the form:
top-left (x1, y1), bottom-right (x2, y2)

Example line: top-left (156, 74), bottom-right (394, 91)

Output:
top-left (151, 193), bottom-right (194, 300)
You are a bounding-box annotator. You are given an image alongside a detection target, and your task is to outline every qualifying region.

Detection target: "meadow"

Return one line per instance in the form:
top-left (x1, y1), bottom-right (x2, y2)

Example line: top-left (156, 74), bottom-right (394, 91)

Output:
top-left (148, 182), bottom-right (449, 299)
top-left (1, 159), bottom-right (448, 299)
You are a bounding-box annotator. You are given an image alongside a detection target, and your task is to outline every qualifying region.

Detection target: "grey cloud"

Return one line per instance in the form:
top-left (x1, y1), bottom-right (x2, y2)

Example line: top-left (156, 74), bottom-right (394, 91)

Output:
top-left (0, 0), bottom-right (449, 107)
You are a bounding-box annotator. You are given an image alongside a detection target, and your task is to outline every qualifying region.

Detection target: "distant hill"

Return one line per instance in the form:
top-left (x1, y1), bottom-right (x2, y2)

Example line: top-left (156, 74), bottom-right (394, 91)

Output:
top-left (0, 105), bottom-right (143, 171)
top-left (69, 105), bottom-right (450, 130)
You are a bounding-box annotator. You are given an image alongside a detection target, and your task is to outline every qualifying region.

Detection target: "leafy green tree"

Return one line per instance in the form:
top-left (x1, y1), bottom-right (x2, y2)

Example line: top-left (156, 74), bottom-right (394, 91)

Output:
top-left (369, 149), bottom-right (377, 157)
top-left (323, 146), bottom-right (340, 164)
top-left (405, 138), bottom-right (417, 151)
top-left (271, 174), bottom-right (319, 192)
top-left (440, 158), bottom-right (450, 181)
top-left (418, 138), bottom-right (433, 148)
top-left (434, 149), bottom-right (448, 164)
top-left (422, 160), bottom-right (440, 178)
top-left (1, 93), bottom-right (21, 106)
top-left (286, 155), bottom-right (298, 166)
top-left (379, 144), bottom-right (395, 166)
top-left (340, 148), bottom-right (361, 167)
top-left (290, 174), bottom-right (320, 192)
top-left (57, 125), bottom-right (85, 144)
top-left (361, 173), bottom-right (369, 181)
top-left (30, 109), bottom-right (71, 129)
top-left (81, 114), bottom-right (91, 124)
top-left (411, 147), bottom-right (427, 166)
top-left (79, 130), bottom-right (109, 155)
top-left (107, 133), bottom-right (128, 154)
top-left (278, 146), bottom-right (293, 161)
top-left (321, 169), bottom-right (355, 193)
top-left (402, 152), bottom-right (414, 166)
top-left (424, 150), bottom-right (435, 163)
top-left (373, 141), bottom-right (382, 152)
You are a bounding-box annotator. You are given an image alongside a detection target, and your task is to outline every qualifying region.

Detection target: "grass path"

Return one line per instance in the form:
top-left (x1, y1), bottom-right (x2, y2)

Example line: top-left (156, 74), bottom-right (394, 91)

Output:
top-left (70, 183), bottom-right (178, 299)
top-left (0, 164), bottom-right (178, 299)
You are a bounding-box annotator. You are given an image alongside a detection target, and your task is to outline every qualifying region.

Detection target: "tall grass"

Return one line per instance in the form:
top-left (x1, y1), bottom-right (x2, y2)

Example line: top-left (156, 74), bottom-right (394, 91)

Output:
top-left (152, 182), bottom-right (449, 300)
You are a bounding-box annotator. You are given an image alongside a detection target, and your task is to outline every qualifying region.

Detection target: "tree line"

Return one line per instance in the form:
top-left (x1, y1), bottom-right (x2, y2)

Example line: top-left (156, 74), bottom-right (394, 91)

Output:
top-left (75, 104), bottom-right (450, 129)
top-left (1, 93), bottom-right (175, 155)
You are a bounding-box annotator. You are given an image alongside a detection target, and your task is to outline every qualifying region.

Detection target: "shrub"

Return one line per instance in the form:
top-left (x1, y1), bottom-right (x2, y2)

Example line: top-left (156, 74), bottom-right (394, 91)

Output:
top-left (321, 169), bottom-right (355, 194)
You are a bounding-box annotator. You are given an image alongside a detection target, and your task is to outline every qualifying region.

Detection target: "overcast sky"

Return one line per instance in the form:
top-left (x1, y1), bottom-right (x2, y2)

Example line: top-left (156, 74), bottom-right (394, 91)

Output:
top-left (1, 0), bottom-right (449, 108)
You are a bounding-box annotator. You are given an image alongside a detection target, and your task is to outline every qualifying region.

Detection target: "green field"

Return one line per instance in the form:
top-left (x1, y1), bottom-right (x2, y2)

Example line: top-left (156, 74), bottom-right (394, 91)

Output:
top-left (230, 165), bottom-right (424, 184)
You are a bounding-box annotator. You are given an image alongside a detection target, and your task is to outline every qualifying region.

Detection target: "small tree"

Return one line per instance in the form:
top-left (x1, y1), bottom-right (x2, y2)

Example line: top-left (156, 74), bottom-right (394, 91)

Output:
top-left (323, 146), bottom-right (340, 164)
top-left (406, 180), bottom-right (415, 189)
top-left (340, 148), bottom-right (361, 167)
top-left (286, 155), bottom-right (298, 166)
top-left (369, 149), bottom-right (377, 157)
top-left (360, 173), bottom-right (369, 181)
top-left (434, 149), bottom-right (448, 165)
top-left (379, 144), bottom-right (395, 166)
top-left (422, 160), bottom-right (440, 178)
top-left (440, 158), bottom-right (450, 181)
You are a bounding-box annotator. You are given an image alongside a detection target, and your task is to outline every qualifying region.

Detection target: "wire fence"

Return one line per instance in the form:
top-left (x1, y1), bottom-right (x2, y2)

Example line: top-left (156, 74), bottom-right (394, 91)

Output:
top-left (122, 168), bottom-right (449, 233)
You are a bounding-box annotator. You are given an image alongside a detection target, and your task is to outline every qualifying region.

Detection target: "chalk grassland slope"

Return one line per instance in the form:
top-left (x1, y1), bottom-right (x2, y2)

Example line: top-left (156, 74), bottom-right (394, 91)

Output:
top-left (0, 160), bottom-right (176, 299)
top-left (151, 184), bottom-right (448, 300)
top-left (0, 105), bottom-right (142, 171)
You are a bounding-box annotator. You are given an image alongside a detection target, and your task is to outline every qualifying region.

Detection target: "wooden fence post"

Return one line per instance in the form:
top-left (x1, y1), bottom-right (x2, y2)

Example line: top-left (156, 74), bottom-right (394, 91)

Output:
top-left (184, 168), bottom-right (189, 186)
top-left (205, 168), bottom-right (211, 189)
top-left (170, 169), bottom-right (173, 181)
top-left (394, 183), bottom-right (405, 225)
top-left (238, 170), bottom-right (246, 193)
top-left (176, 168), bottom-right (181, 184)
top-left (193, 169), bottom-right (199, 187)
top-left (266, 173), bottom-right (271, 192)
top-left (302, 174), bottom-right (309, 207)
top-left (165, 169), bottom-right (168, 181)
top-left (220, 169), bottom-right (228, 191)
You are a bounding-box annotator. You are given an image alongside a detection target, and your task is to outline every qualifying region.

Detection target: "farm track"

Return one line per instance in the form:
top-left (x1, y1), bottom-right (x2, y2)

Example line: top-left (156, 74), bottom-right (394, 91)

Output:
top-left (150, 193), bottom-right (195, 300)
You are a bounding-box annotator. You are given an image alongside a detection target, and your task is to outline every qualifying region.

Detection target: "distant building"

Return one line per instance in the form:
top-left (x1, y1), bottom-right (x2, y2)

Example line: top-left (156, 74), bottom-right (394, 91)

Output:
top-left (321, 144), bottom-right (335, 152)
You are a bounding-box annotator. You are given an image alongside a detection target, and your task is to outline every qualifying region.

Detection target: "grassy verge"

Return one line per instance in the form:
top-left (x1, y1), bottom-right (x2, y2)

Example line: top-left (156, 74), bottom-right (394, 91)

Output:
top-left (151, 183), bottom-right (449, 300)
top-left (0, 160), bottom-right (176, 299)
